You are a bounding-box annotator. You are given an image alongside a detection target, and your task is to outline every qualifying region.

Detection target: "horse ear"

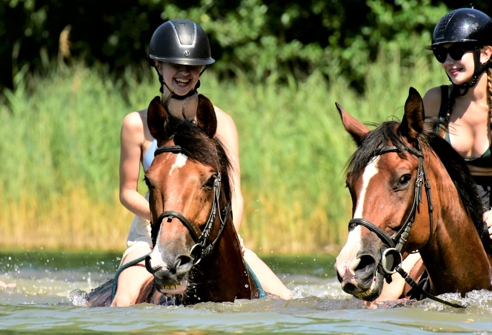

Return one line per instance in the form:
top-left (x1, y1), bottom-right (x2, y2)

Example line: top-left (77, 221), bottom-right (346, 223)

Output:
top-left (196, 94), bottom-right (217, 138)
top-left (335, 102), bottom-right (369, 146)
top-left (398, 87), bottom-right (425, 140)
top-left (147, 96), bottom-right (169, 144)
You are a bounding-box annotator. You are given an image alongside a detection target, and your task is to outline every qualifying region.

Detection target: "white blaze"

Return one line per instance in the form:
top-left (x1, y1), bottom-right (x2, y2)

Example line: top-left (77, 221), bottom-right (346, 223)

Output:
top-left (336, 156), bottom-right (380, 275)
top-left (353, 156), bottom-right (380, 218)
top-left (149, 226), bottom-right (167, 270)
top-left (169, 153), bottom-right (188, 176)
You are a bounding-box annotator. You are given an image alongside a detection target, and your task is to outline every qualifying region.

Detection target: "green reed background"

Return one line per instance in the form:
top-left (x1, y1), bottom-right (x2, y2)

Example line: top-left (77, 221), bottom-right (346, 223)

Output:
top-left (0, 44), bottom-right (446, 253)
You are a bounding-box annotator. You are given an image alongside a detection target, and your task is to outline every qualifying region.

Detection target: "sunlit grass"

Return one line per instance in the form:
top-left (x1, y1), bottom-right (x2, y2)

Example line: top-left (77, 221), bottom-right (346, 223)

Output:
top-left (0, 45), bottom-right (445, 253)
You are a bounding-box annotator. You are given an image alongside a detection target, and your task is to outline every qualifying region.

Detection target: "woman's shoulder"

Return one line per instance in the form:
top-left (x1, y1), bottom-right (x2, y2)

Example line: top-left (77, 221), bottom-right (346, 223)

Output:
top-left (122, 109), bottom-right (147, 130)
top-left (213, 105), bottom-right (239, 145)
top-left (213, 105), bottom-right (237, 130)
top-left (423, 85), bottom-right (448, 118)
top-left (121, 109), bottom-right (149, 143)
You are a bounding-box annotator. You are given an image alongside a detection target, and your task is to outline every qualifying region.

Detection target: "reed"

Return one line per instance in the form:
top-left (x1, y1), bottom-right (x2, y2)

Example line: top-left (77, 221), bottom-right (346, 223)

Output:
top-left (0, 46), bottom-right (445, 253)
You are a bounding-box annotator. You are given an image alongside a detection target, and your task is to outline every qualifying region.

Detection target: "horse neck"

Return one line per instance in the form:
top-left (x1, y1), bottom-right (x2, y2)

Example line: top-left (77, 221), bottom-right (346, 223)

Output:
top-left (418, 150), bottom-right (492, 295)
top-left (183, 209), bottom-right (254, 304)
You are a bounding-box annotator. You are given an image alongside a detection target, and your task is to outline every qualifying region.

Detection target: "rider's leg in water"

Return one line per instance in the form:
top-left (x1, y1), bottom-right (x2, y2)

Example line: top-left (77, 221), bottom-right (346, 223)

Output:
top-left (243, 248), bottom-right (293, 300)
top-left (111, 245), bottom-right (154, 307)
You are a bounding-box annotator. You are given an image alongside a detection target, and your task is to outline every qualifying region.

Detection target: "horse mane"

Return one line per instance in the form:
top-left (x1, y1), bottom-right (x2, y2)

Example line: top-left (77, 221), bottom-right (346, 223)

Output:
top-left (346, 119), bottom-right (492, 255)
top-left (166, 113), bottom-right (233, 202)
top-left (423, 120), bottom-right (492, 255)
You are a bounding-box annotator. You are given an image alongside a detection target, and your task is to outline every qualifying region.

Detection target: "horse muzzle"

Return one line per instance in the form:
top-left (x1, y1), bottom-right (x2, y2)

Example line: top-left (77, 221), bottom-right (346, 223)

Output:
top-left (145, 253), bottom-right (194, 293)
top-left (336, 253), bottom-right (383, 301)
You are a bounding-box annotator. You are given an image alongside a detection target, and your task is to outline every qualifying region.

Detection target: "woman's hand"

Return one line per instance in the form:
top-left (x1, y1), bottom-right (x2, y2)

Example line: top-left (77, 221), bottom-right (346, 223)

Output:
top-left (483, 209), bottom-right (492, 240)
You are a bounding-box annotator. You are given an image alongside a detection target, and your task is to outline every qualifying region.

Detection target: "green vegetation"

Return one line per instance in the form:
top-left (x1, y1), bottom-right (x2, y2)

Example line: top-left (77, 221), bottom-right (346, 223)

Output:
top-left (0, 38), bottom-right (446, 253)
top-left (3, 0), bottom-right (471, 93)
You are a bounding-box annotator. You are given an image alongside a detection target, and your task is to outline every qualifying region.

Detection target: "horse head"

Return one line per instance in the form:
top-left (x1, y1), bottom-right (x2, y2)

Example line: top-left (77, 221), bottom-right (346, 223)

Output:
top-left (334, 88), bottom-right (434, 301)
top-left (144, 94), bottom-right (233, 296)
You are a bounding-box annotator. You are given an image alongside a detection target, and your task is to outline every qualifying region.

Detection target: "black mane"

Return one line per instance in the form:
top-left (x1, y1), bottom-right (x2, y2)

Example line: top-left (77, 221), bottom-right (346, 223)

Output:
top-left (346, 120), bottom-right (491, 255)
top-left (167, 114), bottom-right (232, 202)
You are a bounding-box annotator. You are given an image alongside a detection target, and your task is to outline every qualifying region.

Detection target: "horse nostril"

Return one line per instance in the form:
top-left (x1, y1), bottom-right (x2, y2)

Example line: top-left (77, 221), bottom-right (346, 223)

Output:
top-left (336, 271), bottom-right (343, 283)
top-left (145, 255), bottom-right (157, 275)
top-left (175, 255), bottom-right (193, 269)
top-left (355, 254), bottom-right (376, 273)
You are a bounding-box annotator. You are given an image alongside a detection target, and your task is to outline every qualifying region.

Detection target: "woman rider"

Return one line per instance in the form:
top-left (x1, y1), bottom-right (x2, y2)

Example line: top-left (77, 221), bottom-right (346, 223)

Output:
top-left (372, 7), bottom-right (492, 305)
top-left (423, 7), bottom-right (492, 221)
top-left (113, 19), bottom-right (293, 306)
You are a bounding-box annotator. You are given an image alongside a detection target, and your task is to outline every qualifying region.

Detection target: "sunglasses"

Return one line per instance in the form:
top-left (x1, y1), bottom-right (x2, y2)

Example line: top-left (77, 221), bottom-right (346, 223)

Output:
top-left (432, 44), bottom-right (475, 63)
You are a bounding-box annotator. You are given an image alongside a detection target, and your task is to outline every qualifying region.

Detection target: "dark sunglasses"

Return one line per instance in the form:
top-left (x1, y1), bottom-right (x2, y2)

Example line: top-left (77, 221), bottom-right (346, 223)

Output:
top-left (432, 44), bottom-right (475, 63)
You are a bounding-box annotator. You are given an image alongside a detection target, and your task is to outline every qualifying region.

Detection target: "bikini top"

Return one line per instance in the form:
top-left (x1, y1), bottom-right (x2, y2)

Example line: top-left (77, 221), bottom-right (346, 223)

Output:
top-left (437, 85), bottom-right (492, 168)
top-left (143, 139), bottom-right (157, 171)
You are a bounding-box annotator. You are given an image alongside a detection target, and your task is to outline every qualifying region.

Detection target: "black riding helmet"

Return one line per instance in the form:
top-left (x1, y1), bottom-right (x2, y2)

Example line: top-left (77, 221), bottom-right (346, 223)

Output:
top-left (149, 19), bottom-right (215, 66)
top-left (426, 8), bottom-right (492, 94)
top-left (148, 19), bottom-right (215, 97)
top-left (427, 8), bottom-right (492, 48)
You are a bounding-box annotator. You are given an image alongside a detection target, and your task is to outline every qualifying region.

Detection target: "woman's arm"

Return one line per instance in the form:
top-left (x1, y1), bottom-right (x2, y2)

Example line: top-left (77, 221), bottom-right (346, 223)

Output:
top-left (422, 86), bottom-right (443, 118)
top-left (119, 111), bottom-right (152, 221)
top-left (214, 107), bottom-right (244, 232)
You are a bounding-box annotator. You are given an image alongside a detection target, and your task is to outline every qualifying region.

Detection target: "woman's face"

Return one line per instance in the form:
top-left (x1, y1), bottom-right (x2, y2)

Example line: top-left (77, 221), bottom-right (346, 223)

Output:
top-left (438, 43), bottom-right (475, 85)
top-left (156, 62), bottom-right (203, 96)
top-left (437, 44), bottom-right (492, 86)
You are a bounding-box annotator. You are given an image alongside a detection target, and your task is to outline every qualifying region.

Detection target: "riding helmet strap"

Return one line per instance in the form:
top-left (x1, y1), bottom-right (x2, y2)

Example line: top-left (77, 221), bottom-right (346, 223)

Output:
top-left (154, 64), bottom-right (202, 99)
top-left (453, 46), bottom-right (488, 96)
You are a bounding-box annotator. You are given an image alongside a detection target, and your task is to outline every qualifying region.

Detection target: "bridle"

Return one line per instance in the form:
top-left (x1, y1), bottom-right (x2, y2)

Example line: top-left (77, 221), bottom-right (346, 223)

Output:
top-left (348, 139), bottom-right (433, 281)
top-left (150, 144), bottom-right (231, 265)
top-left (347, 139), bottom-right (465, 308)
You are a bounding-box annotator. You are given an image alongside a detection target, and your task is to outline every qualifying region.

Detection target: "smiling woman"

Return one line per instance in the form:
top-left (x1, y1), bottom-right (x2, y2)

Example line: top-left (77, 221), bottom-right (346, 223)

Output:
top-left (422, 7), bottom-right (492, 233)
top-left (111, 18), bottom-right (292, 307)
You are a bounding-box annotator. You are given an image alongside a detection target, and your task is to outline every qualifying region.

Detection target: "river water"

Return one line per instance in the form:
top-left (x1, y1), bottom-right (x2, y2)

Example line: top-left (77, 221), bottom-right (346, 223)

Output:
top-left (0, 250), bottom-right (491, 334)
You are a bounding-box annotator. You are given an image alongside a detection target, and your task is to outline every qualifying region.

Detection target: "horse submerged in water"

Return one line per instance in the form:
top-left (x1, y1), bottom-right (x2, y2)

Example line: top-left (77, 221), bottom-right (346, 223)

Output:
top-left (334, 88), bottom-right (492, 305)
top-left (78, 95), bottom-right (264, 306)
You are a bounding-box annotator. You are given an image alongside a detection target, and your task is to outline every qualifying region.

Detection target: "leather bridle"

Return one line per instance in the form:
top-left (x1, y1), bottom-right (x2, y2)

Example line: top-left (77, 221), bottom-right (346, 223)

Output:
top-left (347, 139), bottom-right (465, 308)
top-left (150, 145), bottom-right (231, 265)
top-left (348, 140), bottom-right (434, 281)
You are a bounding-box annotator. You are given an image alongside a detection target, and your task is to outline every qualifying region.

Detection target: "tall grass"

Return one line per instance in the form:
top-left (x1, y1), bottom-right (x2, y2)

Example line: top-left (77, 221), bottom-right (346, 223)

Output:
top-left (0, 45), bottom-right (446, 253)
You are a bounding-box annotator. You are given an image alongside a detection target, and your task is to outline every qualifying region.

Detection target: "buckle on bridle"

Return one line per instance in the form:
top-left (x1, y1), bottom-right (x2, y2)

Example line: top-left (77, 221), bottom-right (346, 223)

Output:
top-left (190, 244), bottom-right (203, 265)
top-left (381, 247), bottom-right (402, 275)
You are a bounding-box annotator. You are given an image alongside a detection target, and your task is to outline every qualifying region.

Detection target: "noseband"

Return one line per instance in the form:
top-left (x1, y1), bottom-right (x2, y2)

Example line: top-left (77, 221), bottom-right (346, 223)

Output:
top-left (151, 145), bottom-right (231, 265)
top-left (348, 140), bottom-right (434, 279)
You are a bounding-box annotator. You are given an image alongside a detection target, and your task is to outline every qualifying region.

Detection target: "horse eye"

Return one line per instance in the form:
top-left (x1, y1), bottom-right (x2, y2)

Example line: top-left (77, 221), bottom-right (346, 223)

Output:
top-left (399, 174), bottom-right (412, 186)
top-left (144, 176), bottom-right (154, 189)
top-left (203, 176), bottom-right (216, 189)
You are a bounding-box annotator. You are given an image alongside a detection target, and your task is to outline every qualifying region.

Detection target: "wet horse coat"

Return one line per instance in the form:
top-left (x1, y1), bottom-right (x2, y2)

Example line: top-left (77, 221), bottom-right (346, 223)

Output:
top-left (335, 88), bottom-right (492, 302)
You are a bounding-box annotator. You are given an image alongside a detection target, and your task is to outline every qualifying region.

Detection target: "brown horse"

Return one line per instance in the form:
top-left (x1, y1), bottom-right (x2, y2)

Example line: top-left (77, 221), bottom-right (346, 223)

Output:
top-left (334, 87), bottom-right (492, 303)
top-left (80, 95), bottom-right (264, 306)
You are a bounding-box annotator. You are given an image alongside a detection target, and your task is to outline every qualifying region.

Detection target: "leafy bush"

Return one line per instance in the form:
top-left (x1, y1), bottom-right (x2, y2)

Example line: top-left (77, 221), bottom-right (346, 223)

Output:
top-left (2, 0), bottom-right (490, 96)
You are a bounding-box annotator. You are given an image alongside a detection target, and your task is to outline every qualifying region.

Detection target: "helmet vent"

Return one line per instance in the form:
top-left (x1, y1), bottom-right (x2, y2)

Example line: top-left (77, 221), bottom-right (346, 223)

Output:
top-left (435, 12), bottom-right (455, 41)
top-left (170, 21), bottom-right (197, 48)
top-left (148, 19), bottom-right (215, 66)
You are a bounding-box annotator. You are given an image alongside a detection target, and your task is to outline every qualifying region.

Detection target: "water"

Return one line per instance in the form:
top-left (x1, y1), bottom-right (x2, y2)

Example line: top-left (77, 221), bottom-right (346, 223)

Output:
top-left (0, 250), bottom-right (492, 334)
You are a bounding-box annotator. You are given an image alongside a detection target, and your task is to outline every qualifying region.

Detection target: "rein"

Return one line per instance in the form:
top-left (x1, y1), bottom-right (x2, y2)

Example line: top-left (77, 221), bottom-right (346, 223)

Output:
top-left (348, 140), bottom-right (464, 308)
top-left (151, 144), bottom-right (231, 265)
